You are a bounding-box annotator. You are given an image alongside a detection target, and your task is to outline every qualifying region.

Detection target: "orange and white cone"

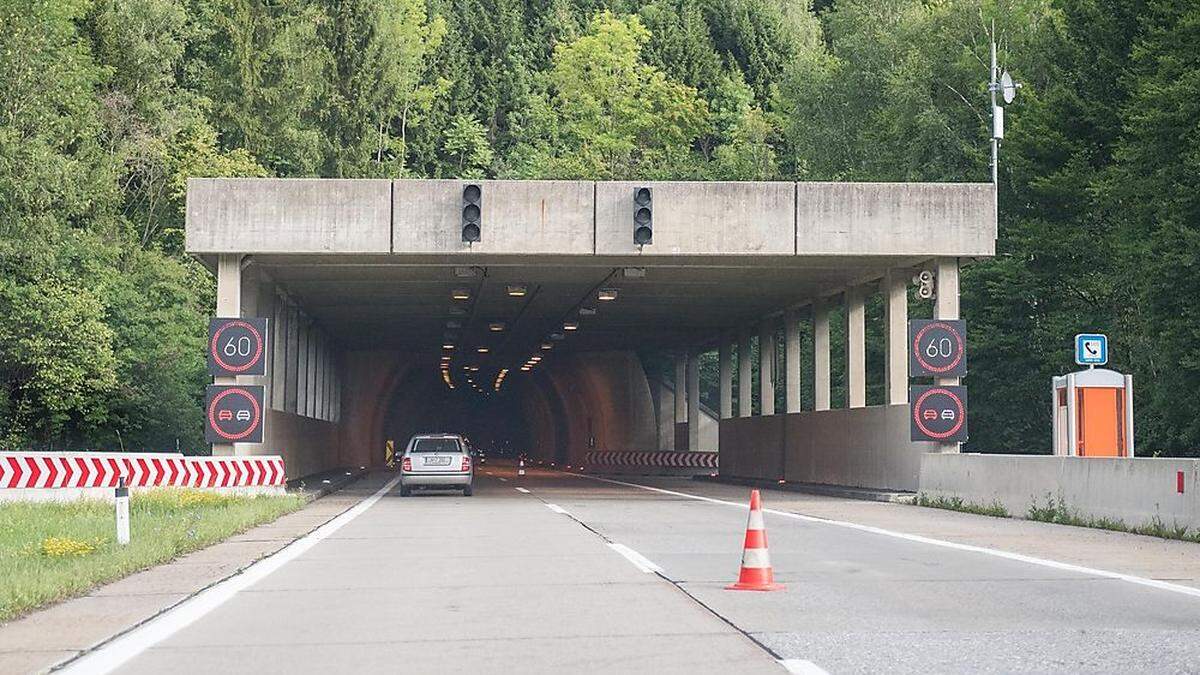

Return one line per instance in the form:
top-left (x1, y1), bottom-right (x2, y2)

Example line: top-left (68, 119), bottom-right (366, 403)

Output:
top-left (518, 459), bottom-right (526, 476)
top-left (726, 489), bottom-right (784, 591)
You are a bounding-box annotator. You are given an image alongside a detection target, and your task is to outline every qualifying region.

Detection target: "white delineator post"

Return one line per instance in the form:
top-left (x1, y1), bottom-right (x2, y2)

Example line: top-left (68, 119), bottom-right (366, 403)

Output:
top-left (115, 477), bottom-right (130, 546)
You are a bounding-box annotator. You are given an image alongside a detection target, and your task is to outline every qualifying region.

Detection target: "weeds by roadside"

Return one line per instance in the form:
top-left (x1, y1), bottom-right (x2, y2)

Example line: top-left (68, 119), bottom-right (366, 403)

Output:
top-left (1025, 494), bottom-right (1200, 544)
top-left (915, 493), bottom-right (1010, 518)
top-left (0, 489), bottom-right (304, 622)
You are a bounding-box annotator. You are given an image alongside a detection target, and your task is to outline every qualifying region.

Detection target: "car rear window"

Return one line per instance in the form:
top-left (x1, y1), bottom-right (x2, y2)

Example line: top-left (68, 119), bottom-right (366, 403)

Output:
top-left (412, 438), bottom-right (461, 453)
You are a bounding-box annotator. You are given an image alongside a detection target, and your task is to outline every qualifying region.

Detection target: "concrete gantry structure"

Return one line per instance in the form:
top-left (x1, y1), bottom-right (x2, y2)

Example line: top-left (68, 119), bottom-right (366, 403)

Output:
top-left (187, 178), bottom-right (995, 489)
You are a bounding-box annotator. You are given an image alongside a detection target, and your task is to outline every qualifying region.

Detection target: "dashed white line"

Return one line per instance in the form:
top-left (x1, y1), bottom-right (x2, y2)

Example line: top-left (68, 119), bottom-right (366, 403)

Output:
top-left (578, 474), bottom-right (1200, 601)
top-left (779, 659), bottom-right (831, 675)
top-left (607, 543), bottom-right (664, 574)
top-left (497, 477), bottom-right (508, 482)
top-left (515, 487), bottom-right (530, 494)
top-left (545, 503), bottom-right (568, 514)
top-left (58, 474), bottom-right (403, 674)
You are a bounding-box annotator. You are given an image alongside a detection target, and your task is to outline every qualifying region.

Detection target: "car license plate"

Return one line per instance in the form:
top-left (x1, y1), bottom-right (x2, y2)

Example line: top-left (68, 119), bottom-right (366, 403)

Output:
top-left (424, 456), bottom-right (451, 466)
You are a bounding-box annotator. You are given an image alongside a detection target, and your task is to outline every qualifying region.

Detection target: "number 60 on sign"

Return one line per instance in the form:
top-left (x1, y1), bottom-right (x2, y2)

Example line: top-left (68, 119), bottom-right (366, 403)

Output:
top-left (208, 318), bottom-right (268, 377)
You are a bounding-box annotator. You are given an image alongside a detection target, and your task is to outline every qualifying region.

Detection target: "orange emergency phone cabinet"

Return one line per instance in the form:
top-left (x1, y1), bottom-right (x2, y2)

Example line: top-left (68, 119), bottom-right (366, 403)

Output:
top-left (1052, 369), bottom-right (1133, 457)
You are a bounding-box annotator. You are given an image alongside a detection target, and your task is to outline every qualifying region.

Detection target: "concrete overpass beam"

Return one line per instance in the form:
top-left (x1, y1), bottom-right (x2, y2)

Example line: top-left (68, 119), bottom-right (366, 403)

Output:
top-left (759, 320), bottom-right (775, 416)
top-left (738, 330), bottom-right (753, 418)
top-left (687, 350), bottom-right (701, 452)
top-left (784, 309), bottom-right (802, 414)
top-left (883, 270), bottom-right (909, 405)
top-left (213, 254), bottom-right (242, 457)
top-left (718, 339), bottom-right (733, 420)
top-left (814, 298), bottom-right (831, 412)
top-left (846, 287), bottom-right (866, 409)
top-left (935, 257), bottom-right (961, 453)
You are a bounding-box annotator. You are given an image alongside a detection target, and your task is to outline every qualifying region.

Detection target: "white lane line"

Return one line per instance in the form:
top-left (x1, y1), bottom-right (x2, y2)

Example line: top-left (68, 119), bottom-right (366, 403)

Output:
top-left (515, 487), bottom-right (530, 494)
top-left (545, 503), bottom-right (568, 515)
top-left (58, 475), bottom-right (403, 674)
top-left (607, 543), bottom-right (664, 574)
top-left (580, 474), bottom-right (1200, 601)
top-left (498, 477), bottom-right (508, 482)
top-left (779, 659), bottom-right (831, 674)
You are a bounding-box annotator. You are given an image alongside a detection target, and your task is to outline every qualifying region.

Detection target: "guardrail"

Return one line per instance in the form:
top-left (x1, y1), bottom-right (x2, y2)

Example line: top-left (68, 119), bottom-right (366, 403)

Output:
top-left (0, 451), bottom-right (285, 493)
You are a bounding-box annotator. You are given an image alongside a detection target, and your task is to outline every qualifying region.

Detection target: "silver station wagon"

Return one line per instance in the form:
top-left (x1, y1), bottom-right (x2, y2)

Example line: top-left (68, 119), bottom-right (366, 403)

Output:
top-left (399, 433), bottom-right (473, 497)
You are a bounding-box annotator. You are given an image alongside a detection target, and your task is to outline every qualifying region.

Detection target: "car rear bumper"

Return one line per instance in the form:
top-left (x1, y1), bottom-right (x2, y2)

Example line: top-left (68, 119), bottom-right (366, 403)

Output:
top-left (401, 472), bottom-right (472, 487)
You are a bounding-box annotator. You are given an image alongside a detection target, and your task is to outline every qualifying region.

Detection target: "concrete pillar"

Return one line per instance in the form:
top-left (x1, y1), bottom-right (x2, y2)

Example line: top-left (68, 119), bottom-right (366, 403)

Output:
top-left (784, 309), bottom-right (801, 414)
top-left (935, 257), bottom-right (961, 453)
top-left (674, 355), bottom-right (687, 424)
top-left (687, 351), bottom-right (701, 451)
top-left (759, 319), bottom-right (775, 416)
top-left (846, 287), bottom-right (866, 408)
top-left (883, 270), bottom-right (909, 405)
top-left (718, 339), bottom-right (733, 420)
top-left (814, 298), bottom-right (831, 411)
top-left (738, 330), bottom-right (752, 418)
top-left (213, 254), bottom-right (242, 457)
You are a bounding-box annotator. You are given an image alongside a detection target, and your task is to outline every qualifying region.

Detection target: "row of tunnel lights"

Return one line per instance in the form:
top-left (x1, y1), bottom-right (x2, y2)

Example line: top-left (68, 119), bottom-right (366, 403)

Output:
top-left (439, 285), bottom-right (621, 393)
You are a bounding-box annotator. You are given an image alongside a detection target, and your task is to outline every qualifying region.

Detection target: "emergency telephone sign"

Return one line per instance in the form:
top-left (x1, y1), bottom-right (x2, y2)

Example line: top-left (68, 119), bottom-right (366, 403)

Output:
top-left (208, 318), bottom-right (268, 377)
top-left (908, 319), bottom-right (967, 378)
top-left (910, 385), bottom-right (968, 443)
top-left (205, 385), bottom-right (265, 444)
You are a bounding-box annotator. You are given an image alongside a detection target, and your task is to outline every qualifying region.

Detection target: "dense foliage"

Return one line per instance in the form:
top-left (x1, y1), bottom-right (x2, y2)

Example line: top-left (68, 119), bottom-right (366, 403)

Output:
top-left (1, 0), bottom-right (1196, 455)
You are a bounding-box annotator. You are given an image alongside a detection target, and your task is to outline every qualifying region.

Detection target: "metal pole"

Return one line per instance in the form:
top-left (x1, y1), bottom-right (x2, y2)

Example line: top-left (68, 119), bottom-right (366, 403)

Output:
top-left (115, 477), bottom-right (130, 546)
top-left (990, 22), bottom-right (999, 187)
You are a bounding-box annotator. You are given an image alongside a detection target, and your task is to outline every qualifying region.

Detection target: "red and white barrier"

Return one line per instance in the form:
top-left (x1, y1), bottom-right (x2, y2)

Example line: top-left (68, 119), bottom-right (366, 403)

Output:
top-left (584, 450), bottom-right (718, 470)
top-left (0, 451), bottom-right (286, 499)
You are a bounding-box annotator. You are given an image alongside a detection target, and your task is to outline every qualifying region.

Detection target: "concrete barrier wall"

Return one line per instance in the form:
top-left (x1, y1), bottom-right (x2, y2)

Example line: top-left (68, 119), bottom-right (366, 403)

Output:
top-left (262, 410), bottom-right (340, 480)
top-left (920, 454), bottom-right (1200, 529)
top-left (719, 404), bottom-right (936, 491)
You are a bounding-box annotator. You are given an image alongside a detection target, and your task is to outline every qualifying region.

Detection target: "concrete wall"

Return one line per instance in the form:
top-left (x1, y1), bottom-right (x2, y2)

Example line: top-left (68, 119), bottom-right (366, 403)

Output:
top-left (920, 454), bottom-right (1200, 530)
top-left (796, 182), bottom-right (996, 257)
top-left (187, 179), bottom-right (391, 253)
top-left (263, 410), bottom-right (340, 481)
top-left (719, 404), bottom-right (936, 491)
top-left (187, 179), bottom-right (996, 258)
top-left (595, 181), bottom-right (795, 255)
top-left (393, 179), bottom-right (594, 254)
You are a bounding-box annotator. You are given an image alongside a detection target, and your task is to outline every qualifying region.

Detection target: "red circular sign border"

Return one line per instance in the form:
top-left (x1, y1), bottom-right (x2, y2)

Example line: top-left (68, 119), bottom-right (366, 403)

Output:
top-left (207, 387), bottom-right (262, 441)
top-left (210, 320), bottom-right (264, 374)
top-left (912, 321), bottom-right (965, 374)
top-left (912, 387), bottom-right (966, 440)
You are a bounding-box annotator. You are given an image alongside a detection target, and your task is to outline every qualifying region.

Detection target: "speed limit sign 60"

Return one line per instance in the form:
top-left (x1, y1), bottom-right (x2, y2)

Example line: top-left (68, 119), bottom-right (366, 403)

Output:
top-left (208, 318), bottom-right (268, 377)
top-left (908, 319), bottom-right (967, 378)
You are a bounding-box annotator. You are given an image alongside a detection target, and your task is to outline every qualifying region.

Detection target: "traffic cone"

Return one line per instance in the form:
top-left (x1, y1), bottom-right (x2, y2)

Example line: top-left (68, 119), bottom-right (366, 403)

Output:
top-left (726, 489), bottom-right (784, 591)
top-left (518, 459), bottom-right (526, 476)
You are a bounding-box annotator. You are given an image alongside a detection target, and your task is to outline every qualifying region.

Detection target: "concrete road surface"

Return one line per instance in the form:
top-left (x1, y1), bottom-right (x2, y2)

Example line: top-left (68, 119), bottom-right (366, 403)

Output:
top-left (80, 463), bottom-right (1200, 674)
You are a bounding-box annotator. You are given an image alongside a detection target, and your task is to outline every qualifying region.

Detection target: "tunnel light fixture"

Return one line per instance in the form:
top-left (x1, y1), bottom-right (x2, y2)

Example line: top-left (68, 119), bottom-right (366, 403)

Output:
top-left (520, 365), bottom-right (531, 372)
top-left (541, 342), bottom-right (553, 350)
top-left (598, 288), bottom-right (619, 301)
top-left (488, 322), bottom-right (505, 332)
top-left (442, 343), bottom-right (455, 350)
top-left (563, 321), bottom-right (579, 331)
top-left (578, 307), bottom-right (596, 316)
top-left (530, 355), bottom-right (542, 362)
top-left (477, 347), bottom-right (490, 354)
top-left (468, 366), bottom-right (480, 371)
top-left (506, 285), bottom-right (527, 298)
top-left (451, 288), bottom-right (471, 301)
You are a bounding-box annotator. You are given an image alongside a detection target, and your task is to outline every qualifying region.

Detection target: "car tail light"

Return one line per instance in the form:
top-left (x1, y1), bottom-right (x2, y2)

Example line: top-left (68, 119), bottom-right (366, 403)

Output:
top-left (461, 456), bottom-right (471, 472)
top-left (401, 457), bottom-right (411, 472)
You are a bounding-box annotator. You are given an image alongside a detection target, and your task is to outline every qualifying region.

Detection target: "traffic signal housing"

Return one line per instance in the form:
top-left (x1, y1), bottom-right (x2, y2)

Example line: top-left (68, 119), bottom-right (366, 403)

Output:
top-left (633, 187), bottom-right (652, 246)
top-left (462, 184), bottom-right (482, 243)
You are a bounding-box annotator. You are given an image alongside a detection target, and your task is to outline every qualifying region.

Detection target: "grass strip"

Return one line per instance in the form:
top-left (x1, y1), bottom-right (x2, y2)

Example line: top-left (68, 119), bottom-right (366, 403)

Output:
top-left (914, 493), bottom-right (1010, 518)
top-left (0, 489), bottom-right (304, 622)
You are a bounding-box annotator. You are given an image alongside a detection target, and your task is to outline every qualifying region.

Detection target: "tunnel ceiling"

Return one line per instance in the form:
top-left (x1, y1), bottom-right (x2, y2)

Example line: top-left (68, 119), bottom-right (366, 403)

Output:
top-left (254, 253), bottom-right (928, 363)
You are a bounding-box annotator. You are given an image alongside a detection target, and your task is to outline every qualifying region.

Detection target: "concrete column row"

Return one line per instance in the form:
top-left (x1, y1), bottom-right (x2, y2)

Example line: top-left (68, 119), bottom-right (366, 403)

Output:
top-left (710, 257), bottom-right (960, 420)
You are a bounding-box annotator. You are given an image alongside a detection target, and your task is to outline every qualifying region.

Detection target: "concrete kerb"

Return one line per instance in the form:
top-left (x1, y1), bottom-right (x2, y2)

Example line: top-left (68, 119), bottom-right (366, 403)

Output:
top-left (694, 474), bottom-right (916, 504)
top-left (288, 466), bottom-right (370, 503)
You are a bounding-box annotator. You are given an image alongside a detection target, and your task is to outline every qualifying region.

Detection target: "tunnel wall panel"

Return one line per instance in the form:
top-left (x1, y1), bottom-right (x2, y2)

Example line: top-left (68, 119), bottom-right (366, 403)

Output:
top-left (264, 410), bottom-right (340, 480)
top-left (393, 179), bottom-right (594, 254)
top-left (186, 178), bottom-right (391, 253)
top-left (718, 415), bottom-right (785, 481)
top-left (595, 181), bottom-right (795, 255)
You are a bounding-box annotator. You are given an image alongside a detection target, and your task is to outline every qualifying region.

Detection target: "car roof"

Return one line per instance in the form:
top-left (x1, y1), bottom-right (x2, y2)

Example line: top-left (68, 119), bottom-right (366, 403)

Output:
top-left (410, 433), bottom-right (462, 439)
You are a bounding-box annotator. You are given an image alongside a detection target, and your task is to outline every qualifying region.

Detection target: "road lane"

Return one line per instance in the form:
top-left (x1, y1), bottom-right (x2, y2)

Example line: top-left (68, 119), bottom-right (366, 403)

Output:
top-left (517, 467), bottom-right (1200, 674)
top-left (114, 469), bottom-right (780, 674)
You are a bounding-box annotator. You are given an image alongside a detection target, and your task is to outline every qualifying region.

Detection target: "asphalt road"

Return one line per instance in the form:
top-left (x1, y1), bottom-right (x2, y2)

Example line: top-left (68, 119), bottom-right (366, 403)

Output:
top-left (105, 463), bottom-right (1200, 674)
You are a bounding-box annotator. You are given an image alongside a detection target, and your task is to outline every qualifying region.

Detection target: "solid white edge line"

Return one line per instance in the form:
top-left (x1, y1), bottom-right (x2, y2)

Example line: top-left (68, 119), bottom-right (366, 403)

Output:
top-left (58, 475), bottom-right (404, 675)
top-left (607, 543), bottom-right (664, 574)
top-left (779, 658), bottom-right (831, 675)
top-left (579, 474), bottom-right (1200, 601)
top-left (515, 487), bottom-right (530, 493)
top-left (545, 503), bottom-right (568, 515)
